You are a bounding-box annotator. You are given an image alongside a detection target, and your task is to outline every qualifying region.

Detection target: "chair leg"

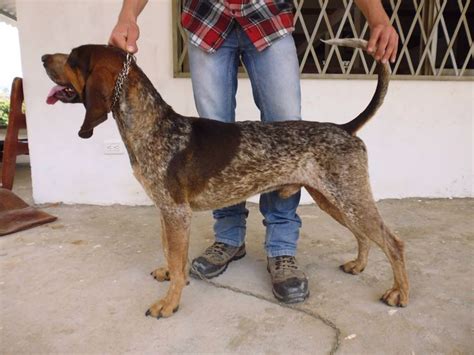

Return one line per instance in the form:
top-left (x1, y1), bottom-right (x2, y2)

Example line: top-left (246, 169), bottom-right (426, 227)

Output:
top-left (1, 77), bottom-right (27, 190)
top-left (1, 122), bottom-right (20, 190)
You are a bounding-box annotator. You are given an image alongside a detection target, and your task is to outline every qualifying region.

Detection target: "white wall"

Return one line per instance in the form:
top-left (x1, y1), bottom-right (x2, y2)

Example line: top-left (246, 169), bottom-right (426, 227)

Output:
top-left (16, 0), bottom-right (473, 205)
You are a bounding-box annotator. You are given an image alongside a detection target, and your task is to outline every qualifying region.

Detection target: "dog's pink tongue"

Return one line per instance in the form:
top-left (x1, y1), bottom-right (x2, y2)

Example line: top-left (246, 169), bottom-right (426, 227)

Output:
top-left (46, 85), bottom-right (65, 105)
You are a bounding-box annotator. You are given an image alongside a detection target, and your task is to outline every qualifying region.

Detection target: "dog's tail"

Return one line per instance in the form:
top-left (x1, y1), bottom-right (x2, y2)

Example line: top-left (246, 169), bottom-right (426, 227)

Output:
top-left (322, 38), bottom-right (390, 135)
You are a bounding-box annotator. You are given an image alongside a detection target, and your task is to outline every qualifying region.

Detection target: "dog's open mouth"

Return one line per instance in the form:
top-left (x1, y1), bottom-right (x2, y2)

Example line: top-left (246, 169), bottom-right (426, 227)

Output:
top-left (46, 85), bottom-right (77, 105)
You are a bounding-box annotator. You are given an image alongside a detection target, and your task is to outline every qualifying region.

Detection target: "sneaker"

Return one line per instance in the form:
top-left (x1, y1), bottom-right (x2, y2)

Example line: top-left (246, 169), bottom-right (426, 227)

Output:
top-left (267, 256), bottom-right (309, 304)
top-left (190, 242), bottom-right (246, 279)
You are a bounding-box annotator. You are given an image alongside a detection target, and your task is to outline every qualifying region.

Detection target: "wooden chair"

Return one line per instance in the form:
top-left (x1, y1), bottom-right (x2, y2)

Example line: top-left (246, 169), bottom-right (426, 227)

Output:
top-left (1, 77), bottom-right (29, 190)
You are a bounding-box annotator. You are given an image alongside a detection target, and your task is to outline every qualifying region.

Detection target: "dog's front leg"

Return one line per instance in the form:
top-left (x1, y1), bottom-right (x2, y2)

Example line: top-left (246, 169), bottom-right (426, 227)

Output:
top-left (151, 216), bottom-right (171, 282)
top-left (146, 206), bottom-right (191, 319)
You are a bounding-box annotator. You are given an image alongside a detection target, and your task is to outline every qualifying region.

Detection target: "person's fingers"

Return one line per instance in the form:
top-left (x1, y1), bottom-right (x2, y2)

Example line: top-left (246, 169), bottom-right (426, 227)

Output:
top-left (368, 24), bottom-right (400, 64)
top-left (108, 24), bottom-right (129, 51)
top-left (390, 33), bottom-right (399, 63)
top-left (108, 22), bottom-right (140, 53)
top-left (375, 31), bottom-right (390, 62)
top-left (108, 34), bottom-right (126, 51)
top-left (381, 36), bottom-right (394, 63)
top-left (380, 29), bottom-right (398, 63)
top-left (384, 34), bottom-right (397, 63)
top-left (125, 23), bottom-right (140, 53)
top-left (367, 26), bottom-right (382, 54)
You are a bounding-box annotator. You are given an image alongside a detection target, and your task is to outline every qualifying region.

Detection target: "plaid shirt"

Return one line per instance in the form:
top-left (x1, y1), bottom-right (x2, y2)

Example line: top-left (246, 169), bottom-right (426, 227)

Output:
top-left (181, 0), bottom-right (295, 53)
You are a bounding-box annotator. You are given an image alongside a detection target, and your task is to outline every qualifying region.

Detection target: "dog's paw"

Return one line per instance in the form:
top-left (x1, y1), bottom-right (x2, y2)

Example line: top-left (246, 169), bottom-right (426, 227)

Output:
top-left (145, 298), bottom-right (179, 319)
top-left (380, 287), bottom-right (408, 307)
top-left (150, 267), bottom-right (170, 282)
top-left (340, 260), bottom-right (365, 275)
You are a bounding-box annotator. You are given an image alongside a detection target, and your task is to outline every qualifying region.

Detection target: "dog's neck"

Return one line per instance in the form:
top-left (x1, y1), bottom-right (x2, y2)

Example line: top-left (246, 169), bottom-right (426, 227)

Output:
top-left (110, 63), bottom-right (178, 166)
top-left (110, 53), bottom-right (135, 110)
top-left (112, 64), bottom-right (173, 134)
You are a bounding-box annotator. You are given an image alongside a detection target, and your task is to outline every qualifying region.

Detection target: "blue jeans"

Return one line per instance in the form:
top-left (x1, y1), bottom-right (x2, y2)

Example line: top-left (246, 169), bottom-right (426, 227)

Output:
top-left (188, 26), bottom-right (302, 257)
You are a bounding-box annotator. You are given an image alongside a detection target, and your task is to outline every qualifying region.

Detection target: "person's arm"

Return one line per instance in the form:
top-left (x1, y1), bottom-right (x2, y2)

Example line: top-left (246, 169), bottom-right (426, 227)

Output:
top-left (108, 0), bottom-right (148, 53)
top-left (354, 0), bottom-right (398, 63)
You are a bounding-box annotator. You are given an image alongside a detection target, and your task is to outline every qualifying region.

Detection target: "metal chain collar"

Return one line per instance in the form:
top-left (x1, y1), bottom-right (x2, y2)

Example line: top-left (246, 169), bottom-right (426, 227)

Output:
top-left (111, 52), bottom-right (135, 109)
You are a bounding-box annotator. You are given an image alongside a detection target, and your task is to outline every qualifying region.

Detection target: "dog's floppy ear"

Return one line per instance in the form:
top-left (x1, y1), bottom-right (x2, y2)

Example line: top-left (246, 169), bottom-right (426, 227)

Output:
top-left (66, 46), bottom-right (114, 139)
top-left (78, 69), bottom-right (114, 139)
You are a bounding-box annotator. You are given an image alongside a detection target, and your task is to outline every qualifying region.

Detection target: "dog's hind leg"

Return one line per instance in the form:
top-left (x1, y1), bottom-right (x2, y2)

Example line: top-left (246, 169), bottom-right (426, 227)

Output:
top-left (306, 186), bottom-right (370, 275)
top-left (146, 206), bottom-right (191, 318)
top-left (349, 206), bottom-right (408, 307)
top-left (331, 185), bottom-right (409, 307)
top-left (312, 179), bottom-right (408, 307)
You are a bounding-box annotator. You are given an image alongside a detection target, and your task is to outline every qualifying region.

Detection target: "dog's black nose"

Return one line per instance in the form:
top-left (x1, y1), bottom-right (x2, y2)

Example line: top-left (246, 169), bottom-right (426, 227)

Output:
top-left (41, 54), bottom-right (50, 63)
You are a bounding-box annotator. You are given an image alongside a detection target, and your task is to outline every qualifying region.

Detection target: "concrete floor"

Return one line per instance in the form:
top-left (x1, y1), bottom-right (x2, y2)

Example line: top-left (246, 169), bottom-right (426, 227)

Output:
top-left (1, 163), bottom-right (473, 354)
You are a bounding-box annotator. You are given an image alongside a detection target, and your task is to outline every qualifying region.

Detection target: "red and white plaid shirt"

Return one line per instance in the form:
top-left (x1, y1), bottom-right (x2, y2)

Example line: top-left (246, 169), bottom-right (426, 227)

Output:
top-left (181, 0), bottom-right (295, 53)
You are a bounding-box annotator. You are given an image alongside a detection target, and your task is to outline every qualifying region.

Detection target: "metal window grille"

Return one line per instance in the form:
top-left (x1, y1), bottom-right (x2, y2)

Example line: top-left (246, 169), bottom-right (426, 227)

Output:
top-left (173, 0), bottom-right (473, 80)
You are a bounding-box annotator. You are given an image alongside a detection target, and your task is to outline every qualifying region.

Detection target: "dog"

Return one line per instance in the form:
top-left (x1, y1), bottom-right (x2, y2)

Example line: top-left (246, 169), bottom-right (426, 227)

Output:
top-left (42, 38), bottom-right (409, 318)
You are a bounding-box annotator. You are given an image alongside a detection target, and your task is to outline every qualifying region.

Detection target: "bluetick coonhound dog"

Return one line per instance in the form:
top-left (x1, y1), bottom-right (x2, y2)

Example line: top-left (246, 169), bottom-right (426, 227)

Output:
top-left (42, 39), bottom-right (409, 319)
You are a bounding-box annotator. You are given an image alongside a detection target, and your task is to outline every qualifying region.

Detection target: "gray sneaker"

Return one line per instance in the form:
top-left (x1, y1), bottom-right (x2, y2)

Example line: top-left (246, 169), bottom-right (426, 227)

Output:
top-left (190, 242), bottom-right (246, 279)
top-left (267, 256), bottom-right (309, 304)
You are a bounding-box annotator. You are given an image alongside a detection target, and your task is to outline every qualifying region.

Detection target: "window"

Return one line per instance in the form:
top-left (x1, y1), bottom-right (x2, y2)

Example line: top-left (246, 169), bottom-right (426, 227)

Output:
top-left (173, 0), bottom-right (473, 80)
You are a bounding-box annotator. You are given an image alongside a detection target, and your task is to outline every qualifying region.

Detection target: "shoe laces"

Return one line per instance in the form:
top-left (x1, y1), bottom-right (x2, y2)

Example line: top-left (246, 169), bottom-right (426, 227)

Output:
top-left (274, 256), bottom-right (298, 271)
top-left (204, 242), bottom-right (228, 258)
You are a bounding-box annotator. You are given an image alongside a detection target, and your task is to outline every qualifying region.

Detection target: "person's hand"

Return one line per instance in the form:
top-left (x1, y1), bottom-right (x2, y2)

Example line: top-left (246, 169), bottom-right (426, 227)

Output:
top-left (367, 23), bottom-right (399, 64)
top-left (108, 18), bottom-right (140, 53)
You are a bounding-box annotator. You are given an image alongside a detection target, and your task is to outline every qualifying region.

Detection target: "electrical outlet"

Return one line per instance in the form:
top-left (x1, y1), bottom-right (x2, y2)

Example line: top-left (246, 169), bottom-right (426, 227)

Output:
top-left (103, 140), bottom-right (125, 155)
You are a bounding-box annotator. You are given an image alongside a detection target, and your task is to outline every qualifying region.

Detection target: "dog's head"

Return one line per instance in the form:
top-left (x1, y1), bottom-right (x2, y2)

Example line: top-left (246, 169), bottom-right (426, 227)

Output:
top-left (42, 45), bottom-right (127, 138)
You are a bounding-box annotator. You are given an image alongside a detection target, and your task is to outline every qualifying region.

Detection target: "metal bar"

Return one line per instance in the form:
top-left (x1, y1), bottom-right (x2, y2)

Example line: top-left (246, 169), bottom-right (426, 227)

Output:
top-left (434, 0), bottom-right (461, 76)
top-left (393, 0), bottom-right (425, 75)
top-left (416, 0), bottom-right (437, 75)
top-left (341, 0), bottom-right (369, 74)
top-left (298, 0), bottom-right (327, 74)
top-left (321, 0), bottom-right (354, 74)
top-left (454, 0), bottom-right (473, 77)
top-left (387, 0), bottom-right (408, 75)
top-left (0, 9), bottom-right (16, 21)
top-left (293, 0), bottom-right (304, 25)
top-left (173, 69), bottom-right (473, 80)
top-left (427, 1), bottom-right (439, 75)
top-left (293, 0), bottom-right (309, 62)
top-left (293, 1), bottom-right (312, 72)
top-left (458, 0), bottom-right (473, 47)
top-left (413, 0), bottom-right (438, 75)
top-left (415, 0), bottom-right (448, 75)
top-left (437, 0), bottom-right (471, 76)
top-left (459, 44), bottom-right (474, 77)
top-left (299, 73), bottom-right (473, 81)
top-left (294, 0), bottom-right (323, 73)
top-left (318, 0), bottom-right (345, 73)
top-left (345, 20), bottom-right (370, 74)
top-left (421, 0), bottom-right (435, 75)
top-left (177, 23), bottom-right (188, 69)
top-left (348, 6), bottom-right (368, 73)
top-left (172, 0), bottom-right (180, 76)
top-left (172, 0), bottom-right (472, 80)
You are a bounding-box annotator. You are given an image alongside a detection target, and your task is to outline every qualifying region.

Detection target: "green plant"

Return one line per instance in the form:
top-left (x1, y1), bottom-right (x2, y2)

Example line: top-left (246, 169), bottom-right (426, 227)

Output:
top-left (0, 98), bottom-right (9, 127)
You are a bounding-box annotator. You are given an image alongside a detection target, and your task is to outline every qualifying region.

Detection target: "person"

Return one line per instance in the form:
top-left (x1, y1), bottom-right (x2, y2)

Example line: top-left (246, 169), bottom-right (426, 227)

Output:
top-left (109, 0), bottom-right (398, 304)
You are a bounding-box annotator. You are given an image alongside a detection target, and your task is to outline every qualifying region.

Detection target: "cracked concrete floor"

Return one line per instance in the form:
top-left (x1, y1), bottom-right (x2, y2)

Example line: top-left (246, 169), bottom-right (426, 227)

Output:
top-left (1, 164), bottom-right (473, 354)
